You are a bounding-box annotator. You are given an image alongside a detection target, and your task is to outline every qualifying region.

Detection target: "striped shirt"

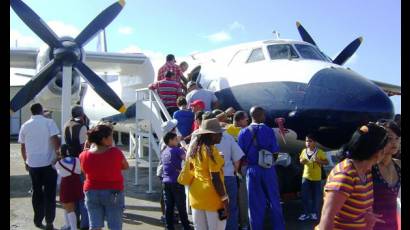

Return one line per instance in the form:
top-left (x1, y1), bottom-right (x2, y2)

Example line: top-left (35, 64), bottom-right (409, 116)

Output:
top-left (149, 79), bottom-right (183, 108)
top-left (324, 159), bottom-right (373, 230)
top-left (157, 62), bottom-right (183, 82)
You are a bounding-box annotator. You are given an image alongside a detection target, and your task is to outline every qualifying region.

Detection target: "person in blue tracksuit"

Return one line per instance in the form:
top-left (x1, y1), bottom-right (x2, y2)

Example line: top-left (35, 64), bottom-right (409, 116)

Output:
top-left (237, 106), bottom-right (285, 230)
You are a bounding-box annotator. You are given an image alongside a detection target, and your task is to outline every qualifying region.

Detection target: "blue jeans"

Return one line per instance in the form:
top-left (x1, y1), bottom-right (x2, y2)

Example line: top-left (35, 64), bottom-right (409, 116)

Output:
top-left (85, 190), bottom-right (125, 230)
top-left (301, 178), bottom-right (322, 215)
top-left (76, 174), bottom-right (89, 228)
top-left (224, 176), bottom-right (239, 230)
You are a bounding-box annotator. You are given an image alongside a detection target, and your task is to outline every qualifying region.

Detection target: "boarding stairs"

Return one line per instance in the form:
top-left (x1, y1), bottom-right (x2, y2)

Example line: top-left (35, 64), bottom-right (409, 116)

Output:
top-left (130, 88), bottom-right (187, 193)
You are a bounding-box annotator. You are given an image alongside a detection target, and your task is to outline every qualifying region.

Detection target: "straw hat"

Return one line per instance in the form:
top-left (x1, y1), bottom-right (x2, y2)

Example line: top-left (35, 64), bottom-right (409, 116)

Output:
top-left (195, 118), bottom-right (225, 135)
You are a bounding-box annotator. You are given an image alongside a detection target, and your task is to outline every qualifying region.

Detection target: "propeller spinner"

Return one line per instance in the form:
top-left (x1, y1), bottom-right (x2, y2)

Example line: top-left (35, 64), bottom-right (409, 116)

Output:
top-left (10, 0), bottom-right (126, 113)
top-left (296, 21), bottom-right (363, 66)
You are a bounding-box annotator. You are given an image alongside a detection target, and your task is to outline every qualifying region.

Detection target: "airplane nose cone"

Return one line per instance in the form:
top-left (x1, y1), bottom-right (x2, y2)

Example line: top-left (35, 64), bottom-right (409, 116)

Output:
top-left (296, 67), bottom-right (394, 148)
top-left (304, 67), bottom-right (394, 115)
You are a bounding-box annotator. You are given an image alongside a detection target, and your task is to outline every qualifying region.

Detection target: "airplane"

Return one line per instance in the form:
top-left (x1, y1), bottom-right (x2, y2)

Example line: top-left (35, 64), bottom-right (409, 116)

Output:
top-left (9, 0), bottom-right (156, 130)
top-left (10, 0), bottom-right (401, 194)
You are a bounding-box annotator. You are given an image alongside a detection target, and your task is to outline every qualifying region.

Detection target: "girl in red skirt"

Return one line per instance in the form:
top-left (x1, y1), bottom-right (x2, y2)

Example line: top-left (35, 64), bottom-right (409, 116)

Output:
top-left (55, 144), bottom-right (84, 230)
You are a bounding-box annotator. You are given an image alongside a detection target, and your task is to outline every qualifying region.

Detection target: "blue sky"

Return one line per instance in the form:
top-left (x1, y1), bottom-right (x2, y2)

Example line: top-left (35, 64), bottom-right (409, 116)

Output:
top-left (10, 0), bottom-right (401, 113)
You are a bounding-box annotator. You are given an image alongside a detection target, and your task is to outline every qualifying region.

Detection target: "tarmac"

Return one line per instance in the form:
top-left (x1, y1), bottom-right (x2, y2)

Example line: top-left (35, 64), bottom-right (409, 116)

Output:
top-left (10, 140), bottom-right (318, 230)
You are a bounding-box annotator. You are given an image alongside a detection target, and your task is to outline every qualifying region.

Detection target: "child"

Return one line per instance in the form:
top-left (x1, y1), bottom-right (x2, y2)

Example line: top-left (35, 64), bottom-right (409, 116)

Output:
top-left (173, 96), bottom-right (195, 142)
top-left (161, 132), bottom-right (192, 230)
top-left (55, 144), bottom-right (84, 230)
top-left (298, 134), bottom-right (329, 221)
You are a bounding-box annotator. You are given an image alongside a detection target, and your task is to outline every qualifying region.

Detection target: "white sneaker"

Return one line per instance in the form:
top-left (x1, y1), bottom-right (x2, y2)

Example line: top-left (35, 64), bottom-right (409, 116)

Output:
top-left (310, 213), bottom-right (318, 220)
top-left (298, 214), bottom-right (310, 221)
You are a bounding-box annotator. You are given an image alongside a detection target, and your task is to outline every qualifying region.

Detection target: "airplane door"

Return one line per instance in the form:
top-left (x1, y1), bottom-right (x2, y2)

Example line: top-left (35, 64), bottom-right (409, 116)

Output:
top-left (10, 110), bottom-right (21, 136)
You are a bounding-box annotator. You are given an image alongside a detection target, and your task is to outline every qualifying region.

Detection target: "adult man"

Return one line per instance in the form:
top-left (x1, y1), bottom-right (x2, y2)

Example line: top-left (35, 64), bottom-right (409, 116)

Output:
top-left (63, 105), bottom-right (89, 229)
top-left (215, 122), bottom-right (244, 230)
top-left (179, 61), bottom-right (189, 86)
top-left (149, 71), bottom-right (184, 118)
top-left (225, 110), bottom-right (250, 230)
top-left (237, 106), bottom-right (285, 230)
top-left (18, 103), bottom-right (60, 230)
top-left (157, 54), bottom-right (183, 83)
top-left (186, 81), bottom-right (219, 112)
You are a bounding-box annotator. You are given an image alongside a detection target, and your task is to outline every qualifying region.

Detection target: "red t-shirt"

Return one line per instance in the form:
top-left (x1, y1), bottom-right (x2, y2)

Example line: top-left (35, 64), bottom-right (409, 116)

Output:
top-left (79, 147), bottom-right (125, 191)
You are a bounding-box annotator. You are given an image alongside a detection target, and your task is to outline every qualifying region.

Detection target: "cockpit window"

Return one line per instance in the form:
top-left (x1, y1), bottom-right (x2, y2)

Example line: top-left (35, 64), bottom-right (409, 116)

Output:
top-left (294, 44), bottom-right (328, 61)
top-left (267, 44), bottom-right (299, 60)
top-left (246, 48), bottom-right (265, 63)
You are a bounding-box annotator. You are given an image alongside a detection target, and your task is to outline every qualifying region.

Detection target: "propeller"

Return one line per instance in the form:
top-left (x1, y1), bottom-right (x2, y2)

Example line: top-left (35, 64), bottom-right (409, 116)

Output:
top-left (10, 0), bottom-right (126, 113)
top-left (332, 37), bottom-right (363, 65)
top-left (295, 21), bottom-right (362, 66)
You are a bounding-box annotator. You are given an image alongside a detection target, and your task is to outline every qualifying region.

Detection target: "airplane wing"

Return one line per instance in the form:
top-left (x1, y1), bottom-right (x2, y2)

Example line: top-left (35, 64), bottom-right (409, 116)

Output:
top-left (10, 48), bottom-right (39, 69)
top-left (84, 51), bottom-right (150, 75)
top-left (371, 80), bottom-right (401, 96)
top-left (10, 48), bottom-right (151, 76)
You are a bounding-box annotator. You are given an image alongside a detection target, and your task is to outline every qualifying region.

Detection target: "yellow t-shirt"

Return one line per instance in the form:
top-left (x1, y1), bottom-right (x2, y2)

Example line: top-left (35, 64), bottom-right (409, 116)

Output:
top-left (299, 148), bottom-right (327, 181)
top-left (189, 144), bottom-right (225, 211)
top-left (226, 124), bottom-right (241, 141)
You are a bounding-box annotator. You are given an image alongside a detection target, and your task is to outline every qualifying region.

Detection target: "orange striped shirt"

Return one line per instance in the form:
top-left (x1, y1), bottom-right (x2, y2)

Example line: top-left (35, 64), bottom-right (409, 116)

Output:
top-left (323, 159), bottom-right (373, 229)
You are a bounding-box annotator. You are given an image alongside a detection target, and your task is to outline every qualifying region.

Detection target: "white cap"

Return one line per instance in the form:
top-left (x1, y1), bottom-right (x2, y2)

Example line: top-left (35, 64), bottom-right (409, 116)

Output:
top-left (161, 119), bottom-right (178, 134)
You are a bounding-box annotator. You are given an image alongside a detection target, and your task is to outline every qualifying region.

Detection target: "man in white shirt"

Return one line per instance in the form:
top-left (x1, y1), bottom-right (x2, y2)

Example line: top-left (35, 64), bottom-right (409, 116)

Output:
top-left (186, 81), bottom-right (219, 112)
top-left (19, 103), bottom-right (60, 230)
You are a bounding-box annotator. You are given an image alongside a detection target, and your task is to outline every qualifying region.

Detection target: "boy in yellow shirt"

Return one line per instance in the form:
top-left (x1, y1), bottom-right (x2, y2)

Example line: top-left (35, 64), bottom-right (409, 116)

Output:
top-left (298, 134), bottom-right (328, 221)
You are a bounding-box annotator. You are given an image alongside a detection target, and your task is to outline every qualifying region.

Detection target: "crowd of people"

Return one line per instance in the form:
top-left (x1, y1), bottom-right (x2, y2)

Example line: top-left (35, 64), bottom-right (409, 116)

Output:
top-left (18, 53), bottom-right (401, 230)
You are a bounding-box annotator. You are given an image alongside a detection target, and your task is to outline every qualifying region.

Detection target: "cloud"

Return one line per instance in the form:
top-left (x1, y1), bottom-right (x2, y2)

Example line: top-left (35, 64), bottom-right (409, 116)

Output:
top-left (118, 26), bottom-right (133, 35)
top-left (47, 20), bottom-right (80, 37)
top-left (229, 21), bottom-right (245, 31)
top-left (205, 31), bottom-right (232, 43)
top-left (120, 44), bottom-right (166, 68)
top-left (10, 29), bottom-right (41, 47)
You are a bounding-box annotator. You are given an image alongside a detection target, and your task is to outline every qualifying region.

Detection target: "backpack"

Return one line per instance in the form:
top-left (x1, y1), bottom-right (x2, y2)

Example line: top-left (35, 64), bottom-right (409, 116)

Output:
top-left (64, 119), bottom-right (86, 157)
top-left (248, 125), bottom-right (275, 168)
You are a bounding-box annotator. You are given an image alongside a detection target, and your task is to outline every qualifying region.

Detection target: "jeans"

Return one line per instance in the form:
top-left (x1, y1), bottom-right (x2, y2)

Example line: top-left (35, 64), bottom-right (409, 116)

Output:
top-left (85, 189), bottom-right (125, 230)
top-left (163, 183), bottom-right (191, 230)
top-left (301, 178), bottom-right (322, 215)
top-left (28, 165), bottom-right (57, 225)
top-left (75, 173), bottom-right (89, 228)
top-left (192, 208), bottom-right (226, 230)
top-left (224, 176), bottom-right (238, 230)
top-left (238, 166), bottom-right (249, 229)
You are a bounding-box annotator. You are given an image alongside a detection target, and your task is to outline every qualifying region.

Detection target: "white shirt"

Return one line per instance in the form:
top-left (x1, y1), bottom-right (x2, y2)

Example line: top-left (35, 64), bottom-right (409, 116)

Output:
top-left (215, 132), bottom-right (244, 176)
top-left (18, 115), bottom-right (60, 167)
top-left (55, 157), bottom-right (81, 177)
top-left (186, 88), bottom-right (218, 112)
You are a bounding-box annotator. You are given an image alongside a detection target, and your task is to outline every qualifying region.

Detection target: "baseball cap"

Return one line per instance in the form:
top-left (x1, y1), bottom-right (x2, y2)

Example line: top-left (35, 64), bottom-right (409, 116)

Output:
top-left (71, 105), bottom-right (84, 118)
top-left (161, 119), bottom-right (178, 134)
top-left (190, 100), bottom-right (205, 109)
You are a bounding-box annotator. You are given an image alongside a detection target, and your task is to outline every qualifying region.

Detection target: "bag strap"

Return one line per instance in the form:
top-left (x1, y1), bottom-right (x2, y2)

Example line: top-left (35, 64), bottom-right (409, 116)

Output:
top-left (246, 125), bottom-right (259, 153)
top-left (58, 159), bottom-right (76, 174)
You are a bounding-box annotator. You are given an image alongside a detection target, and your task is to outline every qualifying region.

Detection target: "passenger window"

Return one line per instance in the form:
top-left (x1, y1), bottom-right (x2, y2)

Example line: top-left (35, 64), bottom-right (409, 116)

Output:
top-left (246, 48), bottom-right (265, 63)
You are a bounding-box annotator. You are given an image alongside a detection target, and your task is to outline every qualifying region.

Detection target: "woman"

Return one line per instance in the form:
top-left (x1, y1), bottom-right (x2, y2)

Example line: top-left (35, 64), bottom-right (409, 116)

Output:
top-left (372, 120), bottom-right (401, 230)
top-left (79, 124), bottom-right (129, 230)
top-left (188, 118), bottom-right (229, 230)
top-left (317, 122), bottom-right (389, 230)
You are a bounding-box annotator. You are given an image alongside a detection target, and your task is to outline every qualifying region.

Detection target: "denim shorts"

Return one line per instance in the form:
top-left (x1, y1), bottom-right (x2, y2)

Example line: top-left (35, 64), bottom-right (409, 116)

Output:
top-left (85, 189), bottom-right (125, 230)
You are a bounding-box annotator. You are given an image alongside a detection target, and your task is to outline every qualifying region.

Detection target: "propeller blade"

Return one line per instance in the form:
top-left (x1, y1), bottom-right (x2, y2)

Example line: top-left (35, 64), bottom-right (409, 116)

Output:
top-left (74, 62), bottom-right (126, 113)
top-left (332, 37), bottom-right (363, 65)
top-left (296, 21), bottom-right (317, 46)
top-left (75, 0), bottom-right (125, 47)
top-left (10, 60), bottom-right (59, 113)
top-left (10, 0), bottom-right (61, 48)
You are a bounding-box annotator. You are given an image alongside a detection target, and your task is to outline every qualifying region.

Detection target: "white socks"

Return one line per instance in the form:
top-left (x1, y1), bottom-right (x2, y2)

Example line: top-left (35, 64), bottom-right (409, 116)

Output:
top-left (67, 211), bottom-right (78, 230)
